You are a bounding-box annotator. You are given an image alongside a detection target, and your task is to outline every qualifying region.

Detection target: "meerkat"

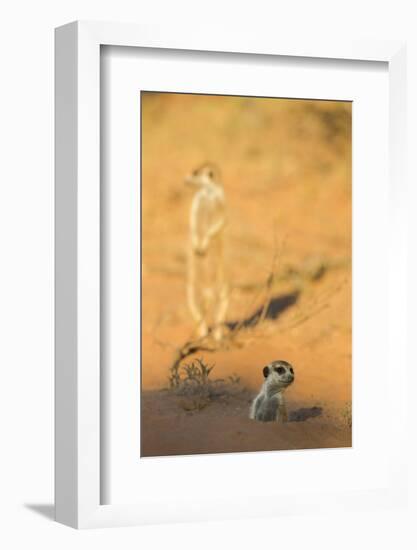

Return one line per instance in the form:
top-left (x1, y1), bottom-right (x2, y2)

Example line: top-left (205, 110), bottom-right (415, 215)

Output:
top-left (249, 360), bottom-right (295, 422)
top-left (185, 163), bottom-right (228, 341)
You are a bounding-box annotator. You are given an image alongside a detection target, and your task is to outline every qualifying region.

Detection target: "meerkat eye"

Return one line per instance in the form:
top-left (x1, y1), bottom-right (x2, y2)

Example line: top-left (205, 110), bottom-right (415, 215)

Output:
top-left (289, 367), bottom-right (294, 374)
top-left (207, 171), bottom-right (213, 179)
top-left (276, 366), bottom-right (285, 375)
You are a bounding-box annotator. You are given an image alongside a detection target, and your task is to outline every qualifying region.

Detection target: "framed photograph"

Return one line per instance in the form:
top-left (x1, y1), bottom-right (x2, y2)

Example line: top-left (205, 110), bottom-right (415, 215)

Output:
top-left (55, 21), bottom-right (407, 528)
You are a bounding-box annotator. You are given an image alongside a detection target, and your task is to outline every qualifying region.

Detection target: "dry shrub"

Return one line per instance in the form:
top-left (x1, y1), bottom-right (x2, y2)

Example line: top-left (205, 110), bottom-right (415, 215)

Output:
top-left (169, 357), bottom-right (242, 412)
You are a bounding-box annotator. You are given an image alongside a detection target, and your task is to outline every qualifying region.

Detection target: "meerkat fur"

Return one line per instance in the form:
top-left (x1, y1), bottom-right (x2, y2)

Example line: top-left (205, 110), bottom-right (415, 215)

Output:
top-left (185, 163), bottom-right (228, 340)
top-left (250, 360), bottom-right (295, 422)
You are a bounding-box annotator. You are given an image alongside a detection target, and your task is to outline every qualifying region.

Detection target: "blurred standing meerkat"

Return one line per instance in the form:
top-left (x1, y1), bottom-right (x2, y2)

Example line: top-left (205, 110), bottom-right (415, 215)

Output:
top-left (250, 360), bottom-right (295, 422)
top-left (184, 163), bottom-right (228, 340)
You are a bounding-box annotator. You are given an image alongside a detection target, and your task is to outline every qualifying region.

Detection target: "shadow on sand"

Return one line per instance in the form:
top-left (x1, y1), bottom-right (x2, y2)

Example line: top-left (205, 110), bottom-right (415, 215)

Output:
top-left (289, 406), bottom-right (323, 422)
top-left (226, 291), bottom-right (300, 330)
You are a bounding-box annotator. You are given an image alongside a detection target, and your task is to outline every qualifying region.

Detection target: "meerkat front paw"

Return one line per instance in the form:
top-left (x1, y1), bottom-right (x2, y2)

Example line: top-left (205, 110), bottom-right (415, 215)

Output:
top-left (194, 246), bottom-right (207, 257)
top-left (192, 239), bottom-right (208, 256)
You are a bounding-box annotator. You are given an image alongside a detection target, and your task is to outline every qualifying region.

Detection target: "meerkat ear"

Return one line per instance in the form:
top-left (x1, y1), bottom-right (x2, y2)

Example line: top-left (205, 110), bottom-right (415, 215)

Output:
top-left (263, 366), bottom-right (270, 378)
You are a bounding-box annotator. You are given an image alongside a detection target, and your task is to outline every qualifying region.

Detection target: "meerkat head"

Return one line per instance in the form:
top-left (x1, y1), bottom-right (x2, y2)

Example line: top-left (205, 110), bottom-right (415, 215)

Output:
top-left (185, 163), bottom-right (221, 189)
top-left (262, 360), bottom-right (295, 391)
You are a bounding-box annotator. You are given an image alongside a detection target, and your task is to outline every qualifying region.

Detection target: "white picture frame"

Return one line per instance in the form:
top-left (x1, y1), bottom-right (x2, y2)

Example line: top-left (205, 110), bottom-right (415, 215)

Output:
top-left (55, 21), bottom-right (407, 529)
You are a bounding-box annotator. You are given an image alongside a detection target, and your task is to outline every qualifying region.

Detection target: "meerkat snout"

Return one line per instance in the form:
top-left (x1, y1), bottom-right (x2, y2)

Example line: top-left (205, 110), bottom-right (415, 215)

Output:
top-left (250, 360), bottom-right (295, 422)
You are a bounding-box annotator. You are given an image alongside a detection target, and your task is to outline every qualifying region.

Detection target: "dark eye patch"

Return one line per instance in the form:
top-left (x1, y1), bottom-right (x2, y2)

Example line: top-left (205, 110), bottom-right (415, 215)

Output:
top-left (275, 366), bottom-right (286, 375)
top-left (289, 367), bottom-right (294, 374)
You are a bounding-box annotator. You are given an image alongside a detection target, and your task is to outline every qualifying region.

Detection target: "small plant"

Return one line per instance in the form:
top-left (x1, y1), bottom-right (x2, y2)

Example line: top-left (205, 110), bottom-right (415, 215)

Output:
top-left (168, 357), bottom-right (214, 390)
top-left (182, 357), bottom-right (215, 385)
top-left (341, 402), bottom-right (352, 428)
top-left (227, 374), bottom-right (241, 385)
top-left (168, 362), bottom-right (181, 389)
top-left (168, 357), bottom-right (242, 411)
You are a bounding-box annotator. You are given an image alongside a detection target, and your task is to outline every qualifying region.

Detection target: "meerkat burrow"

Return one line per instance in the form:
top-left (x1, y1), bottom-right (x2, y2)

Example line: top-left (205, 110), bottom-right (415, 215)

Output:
top-left (249, 360), bottom-right (295, 422)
